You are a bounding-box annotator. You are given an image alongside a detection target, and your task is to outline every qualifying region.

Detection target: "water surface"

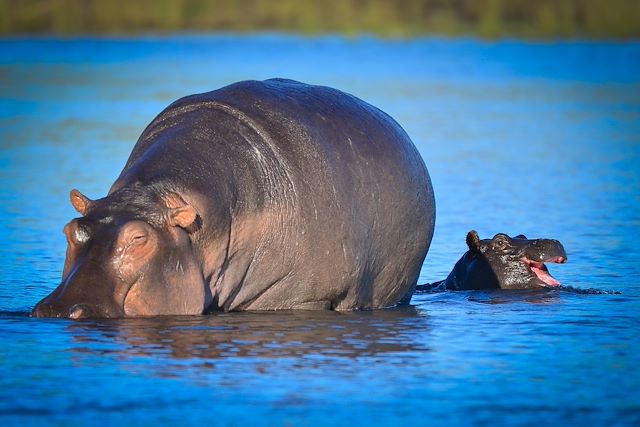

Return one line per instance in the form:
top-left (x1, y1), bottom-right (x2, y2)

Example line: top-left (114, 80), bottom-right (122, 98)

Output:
top-left (1, 35), bottom-right (639, 426)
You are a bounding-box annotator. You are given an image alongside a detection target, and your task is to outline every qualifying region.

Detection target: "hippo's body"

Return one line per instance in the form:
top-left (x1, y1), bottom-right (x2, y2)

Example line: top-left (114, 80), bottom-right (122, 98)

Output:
top-left (417, 231), bottom-right (567, 292)
top-left (33, 79), bottom-right (435, 318)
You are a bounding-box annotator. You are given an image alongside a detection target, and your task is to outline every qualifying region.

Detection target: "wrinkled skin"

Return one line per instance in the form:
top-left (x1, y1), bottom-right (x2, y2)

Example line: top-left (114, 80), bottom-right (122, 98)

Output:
top-left (32, 189), bottom-right (205, 319)
top-left (419, 230), bottom-right (567, 291)
top-left (32, 79), bottom-right (435, 319)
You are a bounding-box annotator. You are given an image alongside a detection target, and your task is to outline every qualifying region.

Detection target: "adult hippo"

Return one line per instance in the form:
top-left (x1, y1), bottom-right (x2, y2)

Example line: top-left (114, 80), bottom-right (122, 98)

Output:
top-left (416, 231), bottom-right (567, 291)
top-left (32, 78), bottom-right (435, 319)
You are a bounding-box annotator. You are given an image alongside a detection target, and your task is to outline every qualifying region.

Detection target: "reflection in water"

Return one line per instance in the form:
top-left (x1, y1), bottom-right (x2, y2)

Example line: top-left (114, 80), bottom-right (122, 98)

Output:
top-left (66, 307), bottom-right (431, 362)
top-left (416, 285), bottom-right (621, 306)
top-left (465, 289), bottom-right (562, 305)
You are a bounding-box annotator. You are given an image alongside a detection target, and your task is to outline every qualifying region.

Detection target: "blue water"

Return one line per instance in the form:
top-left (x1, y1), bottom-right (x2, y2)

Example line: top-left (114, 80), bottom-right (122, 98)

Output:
top-left (1, 35), bottom-right (639, 426)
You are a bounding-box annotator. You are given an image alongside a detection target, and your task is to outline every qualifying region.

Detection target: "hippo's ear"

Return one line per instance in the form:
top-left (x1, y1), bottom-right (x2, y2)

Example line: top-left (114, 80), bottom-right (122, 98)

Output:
top-left (70, 189), bottom-right (93, 216)
top-left (466, 230), bottom-right (481, 252)
top-left (163, 193), bottom-right (199, 231)
top-left (168, 205), bottom-right (198, 230)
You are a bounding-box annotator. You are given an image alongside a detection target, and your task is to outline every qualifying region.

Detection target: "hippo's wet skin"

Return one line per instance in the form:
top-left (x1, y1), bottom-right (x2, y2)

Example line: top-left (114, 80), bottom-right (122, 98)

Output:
top-left (418, 231), bottom-right (567, 292)
top-left (32, 79), bottom-right (435, 319)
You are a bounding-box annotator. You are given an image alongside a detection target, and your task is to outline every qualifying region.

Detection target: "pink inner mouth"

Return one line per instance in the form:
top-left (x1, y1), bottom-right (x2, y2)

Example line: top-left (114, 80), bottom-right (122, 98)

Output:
top-left (521, 256), bottom-right (566, 287)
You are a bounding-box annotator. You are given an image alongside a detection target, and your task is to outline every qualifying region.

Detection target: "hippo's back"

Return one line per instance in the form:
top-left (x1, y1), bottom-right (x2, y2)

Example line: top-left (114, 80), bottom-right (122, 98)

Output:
top-left (121, 79), bottom-right (435, 310)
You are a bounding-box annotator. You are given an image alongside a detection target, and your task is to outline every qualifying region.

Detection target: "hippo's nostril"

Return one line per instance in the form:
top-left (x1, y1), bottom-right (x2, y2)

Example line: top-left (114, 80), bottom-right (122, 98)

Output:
top-left (68, 304), bottom-right (90, 320)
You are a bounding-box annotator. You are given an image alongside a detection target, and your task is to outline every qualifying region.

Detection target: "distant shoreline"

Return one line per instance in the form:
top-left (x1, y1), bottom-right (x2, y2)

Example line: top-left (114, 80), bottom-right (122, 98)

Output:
top-left (2, 0), bottom-right (639, 39)
top-left (1, 32), bottom-right (639, 43)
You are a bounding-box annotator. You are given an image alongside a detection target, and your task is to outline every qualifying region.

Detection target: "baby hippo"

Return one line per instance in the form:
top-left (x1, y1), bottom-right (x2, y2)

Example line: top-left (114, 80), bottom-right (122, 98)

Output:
top-left (420, 230), bottom-right (567, 291)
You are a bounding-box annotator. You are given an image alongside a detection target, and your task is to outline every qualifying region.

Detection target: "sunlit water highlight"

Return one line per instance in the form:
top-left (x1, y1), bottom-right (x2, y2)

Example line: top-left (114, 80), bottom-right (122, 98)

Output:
top-left (1, 35), bottom-right (639, 426)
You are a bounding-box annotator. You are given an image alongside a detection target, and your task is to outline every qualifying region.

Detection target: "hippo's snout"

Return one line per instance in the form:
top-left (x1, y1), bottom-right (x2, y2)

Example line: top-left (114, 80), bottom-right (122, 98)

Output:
top-left (32, 298), bottom-right (95, 320)
top-left (518, 239), bottom-right (568, 287)
top-left (524, 239), bottom-right (568, 265)
top-left (31, 300), bottom-right (57, 318)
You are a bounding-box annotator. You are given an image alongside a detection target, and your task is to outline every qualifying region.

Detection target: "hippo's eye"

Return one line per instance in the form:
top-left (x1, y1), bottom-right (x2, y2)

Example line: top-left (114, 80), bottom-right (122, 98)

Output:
top-left (491, 234), bottom-right (511, 251)
top-left (115, 221), bottom-right (156, 261)
top-left (122, 230), bottom-right (148, 251)
top-left (130, 234), bottom-right (147, 245)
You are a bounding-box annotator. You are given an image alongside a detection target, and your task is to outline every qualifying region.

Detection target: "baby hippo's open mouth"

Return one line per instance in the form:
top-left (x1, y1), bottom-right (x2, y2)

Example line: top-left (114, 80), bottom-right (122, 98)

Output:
top-left (420, 231), bottom-right (570, 291)
top-left (521, 256), bottom-right (567, 287)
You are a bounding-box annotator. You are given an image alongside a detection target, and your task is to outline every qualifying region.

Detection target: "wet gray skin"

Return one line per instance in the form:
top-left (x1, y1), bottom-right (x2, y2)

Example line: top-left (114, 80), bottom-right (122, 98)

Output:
top-left (425, 230), bottom-right (567, 291)
top-left (32, 79), bottom-right (435, 319)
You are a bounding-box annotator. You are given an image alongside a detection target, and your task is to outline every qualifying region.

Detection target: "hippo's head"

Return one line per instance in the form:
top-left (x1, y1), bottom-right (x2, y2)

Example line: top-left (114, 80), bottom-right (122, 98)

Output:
top-left (464, 230), bottom-right (567, 289)
top-left (32, 188), bottom-right (206, 319)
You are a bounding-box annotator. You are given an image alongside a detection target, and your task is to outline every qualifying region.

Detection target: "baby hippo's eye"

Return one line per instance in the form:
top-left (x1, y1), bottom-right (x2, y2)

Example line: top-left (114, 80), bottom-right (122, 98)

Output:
top-left (491, 234), bottom-right (511, 251)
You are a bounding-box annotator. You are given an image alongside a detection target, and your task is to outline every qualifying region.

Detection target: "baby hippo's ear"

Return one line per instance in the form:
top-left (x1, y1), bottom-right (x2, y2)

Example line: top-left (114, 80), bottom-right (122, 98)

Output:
top-left (466, 230), bottom-right (481, 252)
